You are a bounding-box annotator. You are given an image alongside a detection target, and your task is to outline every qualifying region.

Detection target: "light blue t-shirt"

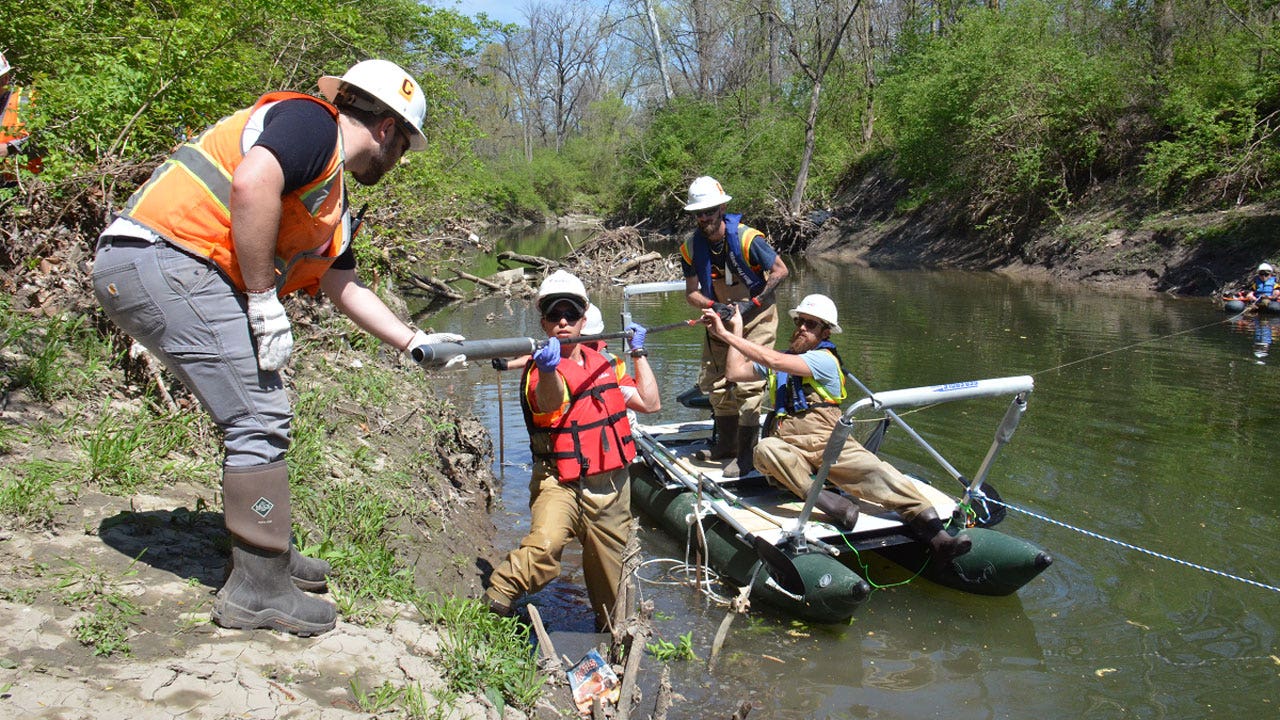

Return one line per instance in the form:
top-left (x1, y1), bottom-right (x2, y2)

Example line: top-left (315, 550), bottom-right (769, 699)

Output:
top-left (753, 347), bottom-right (842, 396)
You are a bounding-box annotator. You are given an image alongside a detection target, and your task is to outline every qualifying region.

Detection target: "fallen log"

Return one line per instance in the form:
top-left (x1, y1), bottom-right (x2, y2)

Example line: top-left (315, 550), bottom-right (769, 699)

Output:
top-left (407, 273), bottom-right (463, 299)
top-left (450, 269), bottom-right (504, 291)
top-left (615, 251), bottom-right (663, 276)
top-left (498, 250), bottom-right (556, 269)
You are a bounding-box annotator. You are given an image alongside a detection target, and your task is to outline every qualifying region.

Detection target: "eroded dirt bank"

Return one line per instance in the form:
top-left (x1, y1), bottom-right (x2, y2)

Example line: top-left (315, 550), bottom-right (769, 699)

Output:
top-left (806, 170), bottom-right (1280, 297)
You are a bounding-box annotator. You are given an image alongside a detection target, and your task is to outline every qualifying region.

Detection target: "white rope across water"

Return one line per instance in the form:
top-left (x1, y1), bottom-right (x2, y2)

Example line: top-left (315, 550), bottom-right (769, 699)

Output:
top-left (989, 498), bottom-right (1280, 594)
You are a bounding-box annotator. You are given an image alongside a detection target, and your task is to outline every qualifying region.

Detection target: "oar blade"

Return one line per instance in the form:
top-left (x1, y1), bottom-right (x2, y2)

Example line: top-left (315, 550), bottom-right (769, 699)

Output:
top-left (752, 536), bottom-right (804, 596)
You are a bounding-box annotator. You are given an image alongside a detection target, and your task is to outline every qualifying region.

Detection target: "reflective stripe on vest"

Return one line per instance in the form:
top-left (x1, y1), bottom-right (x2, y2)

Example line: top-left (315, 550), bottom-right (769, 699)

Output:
top-left (119, 91), bottom-right (346, 297)
top-left (767, 342), bottom-right (847, 417)
top-left (681, 213), bottom-right (766, 300)
top-left (519, 346), bottom-right (636, 481)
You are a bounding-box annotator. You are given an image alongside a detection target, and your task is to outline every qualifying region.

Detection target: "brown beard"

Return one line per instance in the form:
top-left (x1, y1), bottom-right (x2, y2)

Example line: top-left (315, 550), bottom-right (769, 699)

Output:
top-left (697, 212), bottom-right (723, 238)
top-left (349, 133), bottom-right (402, 186)
top-left (787, 327), bottom-right (817, 354)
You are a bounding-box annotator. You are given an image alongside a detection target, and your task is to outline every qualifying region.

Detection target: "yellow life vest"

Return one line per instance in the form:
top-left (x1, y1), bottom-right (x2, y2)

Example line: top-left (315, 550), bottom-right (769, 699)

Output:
top-left (120, 91), bottom-right (347, 297)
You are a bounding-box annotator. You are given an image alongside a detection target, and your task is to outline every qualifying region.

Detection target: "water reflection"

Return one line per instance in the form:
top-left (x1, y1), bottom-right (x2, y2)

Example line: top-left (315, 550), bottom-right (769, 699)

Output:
top-left (1228, 315), bottom-right (1274, 362)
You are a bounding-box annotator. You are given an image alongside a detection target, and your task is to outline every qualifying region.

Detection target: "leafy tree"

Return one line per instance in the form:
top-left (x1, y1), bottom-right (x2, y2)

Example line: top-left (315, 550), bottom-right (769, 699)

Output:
top-left (879, 1), bottom-right (1132, 234)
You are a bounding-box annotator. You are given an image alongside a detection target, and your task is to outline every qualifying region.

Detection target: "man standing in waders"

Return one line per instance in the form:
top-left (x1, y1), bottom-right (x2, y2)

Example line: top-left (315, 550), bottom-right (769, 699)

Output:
top-left (485, 270), bottom-right (660, 630)
top-left (680, 176), bottom-right (789, 477)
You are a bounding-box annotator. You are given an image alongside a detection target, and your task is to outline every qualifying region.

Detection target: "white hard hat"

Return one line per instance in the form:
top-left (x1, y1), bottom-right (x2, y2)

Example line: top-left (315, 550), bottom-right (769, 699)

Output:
top-left (1260, 263), bottom-right (1274, 273)
top-left (683, 176), bottom-right (732, 212)
top-left (537, 270), bottom-right (589, 314)
top-left (789, 294), bottom-right (842, 334)
top-left (583, 304), bottom-right (605, 335)
top-left (0, 52), bottom-right (10, 78)
top-left (319, 59), bottom-right (428, 152)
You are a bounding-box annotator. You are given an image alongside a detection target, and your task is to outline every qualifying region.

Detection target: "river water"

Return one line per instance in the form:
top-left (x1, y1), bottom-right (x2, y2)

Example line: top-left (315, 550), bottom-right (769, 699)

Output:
top-left (418, 228), bottom-right (1279, 718)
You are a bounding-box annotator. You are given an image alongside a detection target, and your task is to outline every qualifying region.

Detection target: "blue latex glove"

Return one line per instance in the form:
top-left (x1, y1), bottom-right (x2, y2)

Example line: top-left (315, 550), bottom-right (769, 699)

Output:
top-left (533, 337), bottom-right (561, 372)
top-left (626, 322), bottom-right (647, 351)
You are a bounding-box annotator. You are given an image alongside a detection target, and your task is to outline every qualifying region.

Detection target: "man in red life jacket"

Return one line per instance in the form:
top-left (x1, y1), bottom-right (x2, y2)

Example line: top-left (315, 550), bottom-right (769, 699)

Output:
top-left (485, 270), bottom-right (661, 629)
top-left (92, 60), bottom-right (463, 636)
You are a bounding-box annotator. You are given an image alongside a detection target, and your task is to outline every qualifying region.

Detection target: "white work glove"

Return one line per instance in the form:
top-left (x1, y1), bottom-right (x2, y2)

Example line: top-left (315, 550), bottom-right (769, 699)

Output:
top-left (407, 330), bottom-right (465, 350)
top-left (246, 289), bottom-right (293, 372)
top-left (406, 330), bottom-right (467, 370)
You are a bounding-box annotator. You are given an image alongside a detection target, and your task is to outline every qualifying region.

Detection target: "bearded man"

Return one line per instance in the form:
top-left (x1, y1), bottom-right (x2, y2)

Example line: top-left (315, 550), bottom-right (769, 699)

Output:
top-left (701, 295), bottom-right (972, 559)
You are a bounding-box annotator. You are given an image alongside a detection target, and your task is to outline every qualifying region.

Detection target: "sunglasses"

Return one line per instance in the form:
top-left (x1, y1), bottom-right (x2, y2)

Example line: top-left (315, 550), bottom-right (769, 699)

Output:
top-left (543, 306), bottom-right (584, 323)
top-left (794, 316), bottom-right (827, 332)
top-left (693, 208), bottom-right (718, 219)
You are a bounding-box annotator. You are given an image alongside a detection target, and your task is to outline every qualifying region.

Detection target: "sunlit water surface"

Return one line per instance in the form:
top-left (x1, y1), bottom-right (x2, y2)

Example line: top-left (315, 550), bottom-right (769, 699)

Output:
top-left (416, 228), bottom-right (1279, 718)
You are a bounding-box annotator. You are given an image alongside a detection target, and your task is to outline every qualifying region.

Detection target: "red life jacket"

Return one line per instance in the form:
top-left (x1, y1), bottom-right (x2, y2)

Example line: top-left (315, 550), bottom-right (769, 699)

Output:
top-left (520, 346), bottom-right (635, 481)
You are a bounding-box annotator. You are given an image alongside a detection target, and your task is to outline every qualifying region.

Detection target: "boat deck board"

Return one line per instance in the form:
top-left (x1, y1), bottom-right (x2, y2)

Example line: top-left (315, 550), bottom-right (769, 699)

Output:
top-left (634, 419), bottom-right (961, 547)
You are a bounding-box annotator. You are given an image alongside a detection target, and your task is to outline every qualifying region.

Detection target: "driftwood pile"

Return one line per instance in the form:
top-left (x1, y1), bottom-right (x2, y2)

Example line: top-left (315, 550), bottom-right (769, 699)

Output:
top-left (402, 225), bottom-right (679, 307)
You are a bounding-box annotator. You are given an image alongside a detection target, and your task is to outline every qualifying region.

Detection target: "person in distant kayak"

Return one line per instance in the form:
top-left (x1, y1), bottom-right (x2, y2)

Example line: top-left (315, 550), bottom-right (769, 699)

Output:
top-left (93, 60), bottom-right (463, 637)
top-left (679, 175), bottom-right (789, 478)
top-left (1244, 263), bottom-right (1279, 305)
top-left (485, 270), bottom-right (660, 630)
top-left (702, 294), bottom-right (972, 560)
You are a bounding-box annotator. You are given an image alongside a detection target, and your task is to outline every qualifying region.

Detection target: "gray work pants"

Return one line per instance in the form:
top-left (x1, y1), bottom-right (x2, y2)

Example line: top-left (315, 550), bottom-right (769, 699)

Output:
top-left (92, 237), bottom-right (290, 466)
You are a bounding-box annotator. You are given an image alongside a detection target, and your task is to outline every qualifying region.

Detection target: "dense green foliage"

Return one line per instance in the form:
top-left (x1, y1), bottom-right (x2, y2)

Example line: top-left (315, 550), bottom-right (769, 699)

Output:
top-left (1143, 26), bottom-right (1280, 204)
top-left (880, 4), bottom-right (1137, 230)
top-left (1, 0), bottom-right (1275, 248)
top-left (616, 91), bottom-right (808, 228)
top-left (2, 0), bottom-right (493, 231)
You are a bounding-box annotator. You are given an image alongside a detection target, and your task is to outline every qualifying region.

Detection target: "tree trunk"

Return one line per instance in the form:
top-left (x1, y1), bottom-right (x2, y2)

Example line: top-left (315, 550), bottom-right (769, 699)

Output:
top-left (789, 77), bottom-right (822, 216)
top-left (644, 0), bottom-right (674, 102)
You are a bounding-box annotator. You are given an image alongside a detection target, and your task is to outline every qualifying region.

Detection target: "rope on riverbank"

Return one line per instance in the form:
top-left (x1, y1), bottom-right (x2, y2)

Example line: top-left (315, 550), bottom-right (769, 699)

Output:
top-left (989, 497), bottom-right (1280, 594)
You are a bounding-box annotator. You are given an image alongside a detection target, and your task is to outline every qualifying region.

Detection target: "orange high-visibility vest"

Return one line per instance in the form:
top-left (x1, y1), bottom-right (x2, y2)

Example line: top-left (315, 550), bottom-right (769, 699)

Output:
top-left (120, 91), bottom-right (347, 297)
top-left (0, 87), bottom-right (42, 176)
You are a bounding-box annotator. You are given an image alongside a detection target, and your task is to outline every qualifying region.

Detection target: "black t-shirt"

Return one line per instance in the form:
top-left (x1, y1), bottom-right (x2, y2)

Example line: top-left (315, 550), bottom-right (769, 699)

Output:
top-left (255, 98), bottom-right (355, 271)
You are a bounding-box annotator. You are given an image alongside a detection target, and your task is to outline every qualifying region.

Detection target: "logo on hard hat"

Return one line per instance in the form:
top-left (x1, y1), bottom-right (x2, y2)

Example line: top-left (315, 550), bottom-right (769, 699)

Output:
top-left (399, 78), bottom-right (414, 101)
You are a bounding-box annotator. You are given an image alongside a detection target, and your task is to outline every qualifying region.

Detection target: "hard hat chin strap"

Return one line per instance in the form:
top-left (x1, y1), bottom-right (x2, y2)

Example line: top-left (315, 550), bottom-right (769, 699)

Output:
top-left (333, 86), bottom-right (389, 116)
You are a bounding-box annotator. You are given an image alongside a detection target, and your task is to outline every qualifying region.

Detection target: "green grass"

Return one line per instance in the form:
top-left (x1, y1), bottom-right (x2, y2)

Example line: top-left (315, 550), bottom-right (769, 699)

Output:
top-left (55, 557), bottom-right (143, 657)
top-left (6, 312), bottom-right (118, 403)
top-left (420, 596), bottom-right (545, 713)
top-left (0, 460), bottom-right (76, 528)
top-left (80, 407), bottom-right (205, 495)
top-left (350, 679), bottom-right (457, 720)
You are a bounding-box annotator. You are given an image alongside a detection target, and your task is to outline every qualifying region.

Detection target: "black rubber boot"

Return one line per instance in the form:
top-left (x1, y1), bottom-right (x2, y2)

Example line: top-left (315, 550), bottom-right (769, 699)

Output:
top-left (722, 424), bottom-right (759, 478)
top-left (223, 545), bottom-right (331, 592)
top-left (815, 490), bottom-right (860, 530)
top-left (217, 460), bottom-right (336, 636)
top-left (694, 415), bottom-right (738, 462)
top-left (288, 548), bottom-right (331, 593)
top-left (910, 508), bottom-right (972, 560)
top-left (213, 541), bottom-right (336, 636)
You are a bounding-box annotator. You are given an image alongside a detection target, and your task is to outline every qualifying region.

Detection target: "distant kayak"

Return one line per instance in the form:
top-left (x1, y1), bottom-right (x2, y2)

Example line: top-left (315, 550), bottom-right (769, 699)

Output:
top-left (1222, 295), bottom-right (1280, 314)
